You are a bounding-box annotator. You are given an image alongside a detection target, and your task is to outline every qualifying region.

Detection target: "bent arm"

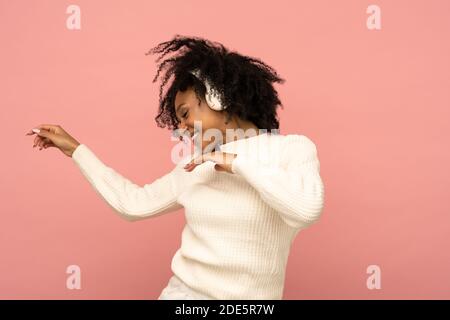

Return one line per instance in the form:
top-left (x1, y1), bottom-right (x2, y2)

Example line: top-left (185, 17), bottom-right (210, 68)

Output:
top-left (231, 135), bottom-right (325, 229)
top-left (71, 144), bottom-right (183, 222)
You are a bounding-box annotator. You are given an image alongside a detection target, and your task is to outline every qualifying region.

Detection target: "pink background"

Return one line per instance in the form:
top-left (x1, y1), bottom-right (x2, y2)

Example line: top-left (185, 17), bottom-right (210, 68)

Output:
top-left (2, 0), bottom-right (449, 299)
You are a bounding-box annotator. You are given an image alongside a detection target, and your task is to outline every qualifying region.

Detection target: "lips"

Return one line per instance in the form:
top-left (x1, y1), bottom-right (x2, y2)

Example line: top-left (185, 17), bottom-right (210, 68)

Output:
top-left (178, 129), bottom-right (199, 144)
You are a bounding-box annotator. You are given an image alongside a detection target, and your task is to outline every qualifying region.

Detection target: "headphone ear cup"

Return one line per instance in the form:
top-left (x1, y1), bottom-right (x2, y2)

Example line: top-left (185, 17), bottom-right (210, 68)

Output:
top-left (206, 91), bottom-right (226, 111)
top-left (189, 69), bottom-right (227, 111)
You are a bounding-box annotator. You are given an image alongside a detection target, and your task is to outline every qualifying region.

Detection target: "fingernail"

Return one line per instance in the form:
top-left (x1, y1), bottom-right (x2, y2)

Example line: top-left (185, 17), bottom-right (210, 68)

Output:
top-left (32, 128), bottom-right (40, 133)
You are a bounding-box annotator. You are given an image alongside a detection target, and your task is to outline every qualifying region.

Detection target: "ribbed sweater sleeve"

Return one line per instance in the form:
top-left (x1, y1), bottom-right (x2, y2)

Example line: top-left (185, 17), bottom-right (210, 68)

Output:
top-left (71, 144), bottom-right (183, 222)
top-left (230, 134), bottom-right (325, 229)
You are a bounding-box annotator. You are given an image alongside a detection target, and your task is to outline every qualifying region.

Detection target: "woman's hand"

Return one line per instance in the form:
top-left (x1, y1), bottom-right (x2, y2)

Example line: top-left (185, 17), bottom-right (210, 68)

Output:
top-left (184, 151), bottom-right (237, 174)
top-left (26, 124), bottom-right (81, 158)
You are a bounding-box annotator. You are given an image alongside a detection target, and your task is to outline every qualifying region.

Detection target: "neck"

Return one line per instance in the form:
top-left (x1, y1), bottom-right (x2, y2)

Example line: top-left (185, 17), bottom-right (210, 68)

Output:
top-left (222, 116), bottom-right (260, 144)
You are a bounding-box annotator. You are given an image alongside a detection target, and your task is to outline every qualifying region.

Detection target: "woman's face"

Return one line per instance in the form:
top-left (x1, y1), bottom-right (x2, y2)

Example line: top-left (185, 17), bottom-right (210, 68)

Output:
top-left (174, 86), bottom-right (227, 151)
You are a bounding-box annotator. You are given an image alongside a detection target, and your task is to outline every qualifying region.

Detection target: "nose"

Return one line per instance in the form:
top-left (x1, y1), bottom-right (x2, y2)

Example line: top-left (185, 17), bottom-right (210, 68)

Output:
top-left (178, 123), bottom-right (192, 137)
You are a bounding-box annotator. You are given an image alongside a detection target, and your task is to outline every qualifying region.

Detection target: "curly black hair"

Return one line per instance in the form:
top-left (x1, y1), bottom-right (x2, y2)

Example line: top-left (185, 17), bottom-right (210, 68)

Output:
top-left (145, 34), bottom-right (285, 131)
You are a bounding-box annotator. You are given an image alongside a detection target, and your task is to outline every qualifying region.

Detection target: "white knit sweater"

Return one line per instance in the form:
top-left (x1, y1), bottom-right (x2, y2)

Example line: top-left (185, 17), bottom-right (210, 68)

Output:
top-left (71, 132), bottom-right (325, 299)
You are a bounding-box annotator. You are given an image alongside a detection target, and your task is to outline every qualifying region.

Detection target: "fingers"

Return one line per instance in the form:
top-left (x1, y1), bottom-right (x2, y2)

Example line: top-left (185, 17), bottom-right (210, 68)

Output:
top-left (33, 135), bottom-right (41, 147)
top-left (37, 139), bottom-right (53, 150)
top-left (26, 124), bottom-right (57, 135)
top-left (39, 138), bottom-right (47, 149)
top-left (33, 136), bottom-right (44, 148)
top-left (35, 128), bottom-right (57, 141)
top-left (183, 152), bottom-right (233, 173)
top-left (37, 124), bottom-right (59, 131)
top-left (32, 135), bottom-right (52, 150)
top-left (42, 140), bottom-right (55, 150)
top-left (26, 129), bottom-right (42, 135)
top-left (27, 125), bottom-right (59, 151)
top-left (184, 154), bottom-right (208, 171)
top-left (26, 124), bottom-right (60, 136)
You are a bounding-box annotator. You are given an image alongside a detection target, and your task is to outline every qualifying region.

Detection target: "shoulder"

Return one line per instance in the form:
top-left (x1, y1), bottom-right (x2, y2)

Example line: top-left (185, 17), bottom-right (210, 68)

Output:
top-left (280, 134), bottom-right (320, 165)
top-left (277, 134), bottom-right (318, 153)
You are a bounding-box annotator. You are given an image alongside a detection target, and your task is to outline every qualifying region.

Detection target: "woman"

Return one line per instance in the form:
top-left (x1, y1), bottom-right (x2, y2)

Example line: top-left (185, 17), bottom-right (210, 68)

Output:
top-left (26, 35), bottom-right (325, 300)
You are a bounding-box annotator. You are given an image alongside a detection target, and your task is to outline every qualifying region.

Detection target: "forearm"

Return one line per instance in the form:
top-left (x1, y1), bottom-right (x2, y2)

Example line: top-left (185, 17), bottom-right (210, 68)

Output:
top-left (71, 144), bottom-right (182, 221)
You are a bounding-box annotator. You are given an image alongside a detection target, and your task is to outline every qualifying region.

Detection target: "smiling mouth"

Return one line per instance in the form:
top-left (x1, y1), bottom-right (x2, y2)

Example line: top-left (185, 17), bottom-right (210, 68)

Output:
top-left (178, 129), bottom-right (199, 143)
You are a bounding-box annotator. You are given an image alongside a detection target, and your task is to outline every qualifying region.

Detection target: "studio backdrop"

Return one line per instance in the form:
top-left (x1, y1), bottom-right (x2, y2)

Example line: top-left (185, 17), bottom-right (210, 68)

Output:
top-left (1, 0), bottom-right (449, 299)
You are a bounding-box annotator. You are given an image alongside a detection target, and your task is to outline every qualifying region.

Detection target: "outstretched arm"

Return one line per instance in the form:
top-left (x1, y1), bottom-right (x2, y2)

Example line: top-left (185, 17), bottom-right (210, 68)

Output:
top-left (71, 144), bottom-right (183, 222)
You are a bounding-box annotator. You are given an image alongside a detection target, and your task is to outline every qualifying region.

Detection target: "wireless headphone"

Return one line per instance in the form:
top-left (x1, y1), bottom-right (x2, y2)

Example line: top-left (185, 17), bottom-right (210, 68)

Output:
top-left (189, 68), bottom-right (227, 111)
